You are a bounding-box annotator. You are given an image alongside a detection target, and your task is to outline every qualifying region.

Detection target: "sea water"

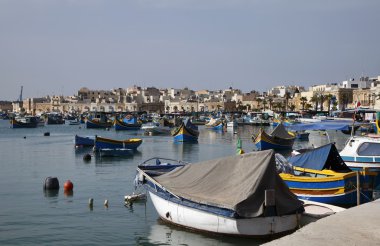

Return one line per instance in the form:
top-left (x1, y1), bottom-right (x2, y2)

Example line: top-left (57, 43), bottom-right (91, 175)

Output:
top-left (0, 120), bottom-right (349, 245)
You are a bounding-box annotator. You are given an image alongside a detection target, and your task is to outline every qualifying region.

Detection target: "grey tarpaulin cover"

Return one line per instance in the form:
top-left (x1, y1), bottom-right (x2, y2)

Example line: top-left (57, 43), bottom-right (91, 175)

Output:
top-left (154, 150), bottom-right (303, 218)
top-left (271, 123), bottom-right (294, 139)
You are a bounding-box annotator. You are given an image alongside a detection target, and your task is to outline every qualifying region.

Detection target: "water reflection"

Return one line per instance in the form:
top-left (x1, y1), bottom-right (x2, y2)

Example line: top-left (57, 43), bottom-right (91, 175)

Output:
top-left (43, 189), bottom-right (59, 198)
top-left (147, 220), bottom-right (268, 246)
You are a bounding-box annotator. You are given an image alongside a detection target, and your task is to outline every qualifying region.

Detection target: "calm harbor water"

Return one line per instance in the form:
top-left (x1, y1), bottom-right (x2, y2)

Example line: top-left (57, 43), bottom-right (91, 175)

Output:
top-left (0, 120), bottom-right (349, 245)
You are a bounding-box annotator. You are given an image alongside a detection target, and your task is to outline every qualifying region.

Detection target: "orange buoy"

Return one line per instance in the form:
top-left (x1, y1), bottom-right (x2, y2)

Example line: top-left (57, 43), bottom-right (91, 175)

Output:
top-left (64, 180), bottom-right (74, 191)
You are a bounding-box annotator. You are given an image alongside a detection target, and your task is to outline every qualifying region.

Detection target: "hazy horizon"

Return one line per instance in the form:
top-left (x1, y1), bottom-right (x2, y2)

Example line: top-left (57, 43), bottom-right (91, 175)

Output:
top-left (1, 0), bottom-right (379, 100)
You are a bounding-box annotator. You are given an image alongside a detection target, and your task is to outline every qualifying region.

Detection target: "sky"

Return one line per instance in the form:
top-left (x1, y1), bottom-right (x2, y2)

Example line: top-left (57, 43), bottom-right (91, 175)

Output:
top-left (0, 0), bottom-right (379, 100)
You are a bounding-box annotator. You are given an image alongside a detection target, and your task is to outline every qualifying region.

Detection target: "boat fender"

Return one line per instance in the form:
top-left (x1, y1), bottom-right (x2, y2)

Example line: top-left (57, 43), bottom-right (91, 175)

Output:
top-left (44, 177), bottom-right (60, 190)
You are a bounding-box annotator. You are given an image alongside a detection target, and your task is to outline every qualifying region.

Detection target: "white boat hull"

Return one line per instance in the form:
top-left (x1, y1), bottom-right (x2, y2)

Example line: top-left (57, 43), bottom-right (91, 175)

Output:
top-left (149, 191), bottom-right (299, 236)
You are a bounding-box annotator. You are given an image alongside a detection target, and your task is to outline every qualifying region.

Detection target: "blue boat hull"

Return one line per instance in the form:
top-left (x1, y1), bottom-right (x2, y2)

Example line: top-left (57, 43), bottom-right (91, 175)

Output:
top-left (174, 134), bottom-right (198, 142)
top-left (86, 120), bottom-right (112, 129)
top-left (255, 140), bottom-right (292, 150)
top-left (114, 120), bottom-right (141, 130)
top-left (295, 190), bottom-right (373, 206)
top-left (75, 135), bottom-right (95, 147)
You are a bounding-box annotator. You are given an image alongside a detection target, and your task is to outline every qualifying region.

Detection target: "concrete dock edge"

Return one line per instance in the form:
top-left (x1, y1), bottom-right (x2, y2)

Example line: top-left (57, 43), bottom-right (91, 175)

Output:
top-left (265, 199), bottom-right (380, 246)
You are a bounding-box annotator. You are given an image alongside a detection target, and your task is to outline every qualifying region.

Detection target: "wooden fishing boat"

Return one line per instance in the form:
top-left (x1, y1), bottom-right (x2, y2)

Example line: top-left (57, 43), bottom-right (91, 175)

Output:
top-left (253, 123), bottom-right (295, 150)
top-left (114, 116), bottom-right (142, 131)
top-left (136, 151), bottom-right (304, 237)
top-left (278, 144), bottom-right (376, 205)
top-left (171, 119), bottom-right (199, 142)
top-left (86, 118), bottom-right (113, 129)
top-left (141, 121), bottom-right (171, 135)
top-left (94, 136), bottom-right (142, 151)
top-left (74, 135), bottom-right (95, 147)
top-left (85, 112), bottom-right (113, 129)
top-left (10, 116), bottom-right (39, 128)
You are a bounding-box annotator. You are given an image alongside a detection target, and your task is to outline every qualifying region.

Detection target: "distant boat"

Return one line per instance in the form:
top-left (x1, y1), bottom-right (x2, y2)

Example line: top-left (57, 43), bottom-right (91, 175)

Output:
top-left (74, 135), bottom-right (95, 147)
top-left (114, 116), bottom-right (142, 131)
top-left (171, 119), bottom-right (199, 142)
top-left (94, 136), bottom-right (142, 151)
top-left (85, 112), bottom-right (113, 129)
top-left (136, 151), bottom-right (305, 237)
top-left (46, 113), bottom-right (64, 125)
top-left (142, 119), bottom-right (172, 135)
top-left (10, 116), bottom-right (39, 128)
top-left (253, 123), bottom-right (295, 150)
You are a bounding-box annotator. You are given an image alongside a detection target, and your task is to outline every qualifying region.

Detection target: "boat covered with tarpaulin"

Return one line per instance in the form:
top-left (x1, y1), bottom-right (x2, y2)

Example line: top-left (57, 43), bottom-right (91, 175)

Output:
top-left (279, 143), bottom-right (376, 205)
top-left (136, 150), bottom-right (304, 237)
top-left (253, 123), bottom-right (295, 150)
top-left (171, 119), bottom-right (199, 142)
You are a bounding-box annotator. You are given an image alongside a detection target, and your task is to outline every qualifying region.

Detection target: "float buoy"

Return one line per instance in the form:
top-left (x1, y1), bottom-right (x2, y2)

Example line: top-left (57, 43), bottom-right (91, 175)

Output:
top-left (44, 132), bottom-right (50, 136)
top-left (83, 153), bottom-right (91, 161)
top-left (64, 180), bottom-right (74, 191)
top-left (104, 199), bottom-right (109, 207)
top-left (44, 177), bottom-right (60, 190)
top-left (23, 136), bottom-right (26, 139)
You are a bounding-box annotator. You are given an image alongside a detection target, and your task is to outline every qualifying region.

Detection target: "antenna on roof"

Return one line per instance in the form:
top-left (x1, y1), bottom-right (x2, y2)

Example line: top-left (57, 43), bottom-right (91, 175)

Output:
top-left (18, 86), bottom-right (23, 102)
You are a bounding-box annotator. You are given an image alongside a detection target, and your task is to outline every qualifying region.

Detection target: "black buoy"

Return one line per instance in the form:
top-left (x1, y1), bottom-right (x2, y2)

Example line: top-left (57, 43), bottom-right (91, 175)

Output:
top-left (83, 153), bottom-right (92, 161)
top-left (23, 136), bottom-right (26, 139)
top-left (44, 132), bottom-right (50, 136)
top-left (43, 177), bottom-right (60, 190)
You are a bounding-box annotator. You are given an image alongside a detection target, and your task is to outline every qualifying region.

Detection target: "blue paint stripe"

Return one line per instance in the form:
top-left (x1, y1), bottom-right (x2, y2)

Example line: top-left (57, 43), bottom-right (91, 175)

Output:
top-left (341, 156), bottom-right (355, 162)
top-left (174, 134), bottom-right (198, 142)
top-left (356, 157), bottom-right (374, 162)
top-left (285, 180), bottom-right (346, 189)
top-left (296, 190), bottom-right (373, 205)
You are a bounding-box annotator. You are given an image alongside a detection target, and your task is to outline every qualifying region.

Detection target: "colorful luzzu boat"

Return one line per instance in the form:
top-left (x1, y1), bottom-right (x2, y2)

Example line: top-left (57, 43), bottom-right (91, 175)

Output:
top-left (94, 136), bottom-right (142, 151)
top-left (171, 119), bottom-right (199, 142)
top-left (10, 116), bottom-right (39, 128)
top-left (85, 117), bottom-right (113, 129)
top-left (278, 144), bottom-right (376, 206)
top-left (114, 118), bottom-right (142, 130)
top-left (253, 123), bottom-right (295, 150)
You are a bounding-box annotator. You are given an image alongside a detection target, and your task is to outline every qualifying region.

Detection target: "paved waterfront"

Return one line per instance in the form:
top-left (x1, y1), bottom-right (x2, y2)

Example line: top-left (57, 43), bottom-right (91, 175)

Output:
top-left (265, 199), bottom-right (380, 246)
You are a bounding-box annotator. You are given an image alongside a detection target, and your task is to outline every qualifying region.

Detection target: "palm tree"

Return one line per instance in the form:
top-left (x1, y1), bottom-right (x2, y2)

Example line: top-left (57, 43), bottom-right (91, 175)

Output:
top-left (289, 104), bottom-right (296, 111)
top-left (319, 94), bottom-right (326, 111)
top-left (310, 95), bottom-right (319, 111)
top-left (300, 97), bottom-right (308, 111)
top-left (268, 98), bottom-right (273, 110)
top-left (325, 94), bottom-right (333, 116)
top-left (262, 99), bottom-right (267, 111)
top-left (256, 98), bottom-right (262, 110)
top-left (284, 92), bottom-right (291, 111)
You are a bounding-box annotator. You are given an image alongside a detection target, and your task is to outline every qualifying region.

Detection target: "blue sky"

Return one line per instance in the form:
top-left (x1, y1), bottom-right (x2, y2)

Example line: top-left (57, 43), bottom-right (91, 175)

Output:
top-left (0, 0), bottom-right (379, 100)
